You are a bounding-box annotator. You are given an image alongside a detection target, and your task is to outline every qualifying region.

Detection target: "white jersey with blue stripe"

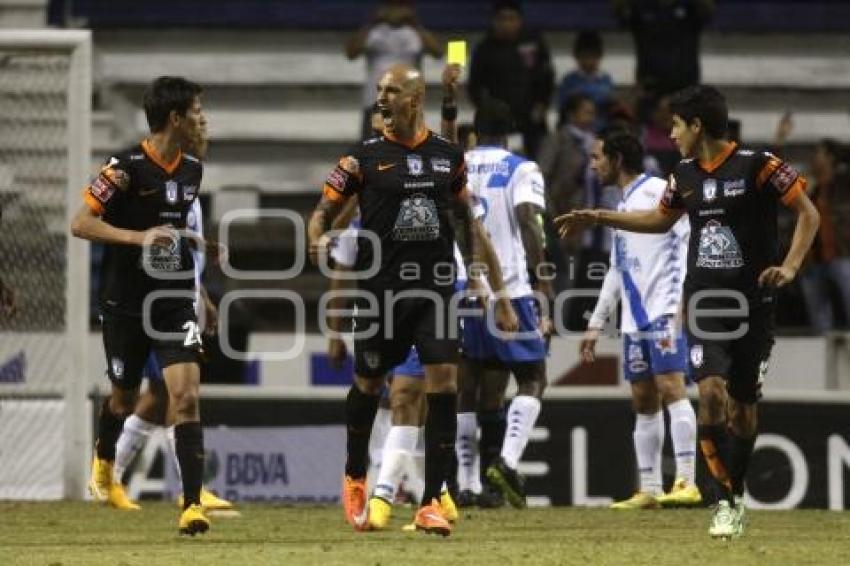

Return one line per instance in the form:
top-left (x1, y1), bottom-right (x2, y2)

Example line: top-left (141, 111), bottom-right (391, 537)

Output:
top-left (588, 174), bottom-right (689, 334)
top-left (465, 146), bottom-right (545, 299)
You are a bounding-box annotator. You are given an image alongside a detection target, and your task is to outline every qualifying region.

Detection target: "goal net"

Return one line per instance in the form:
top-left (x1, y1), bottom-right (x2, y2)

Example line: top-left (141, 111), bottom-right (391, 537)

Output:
top-left (0, 30), bottom-right (91, 499)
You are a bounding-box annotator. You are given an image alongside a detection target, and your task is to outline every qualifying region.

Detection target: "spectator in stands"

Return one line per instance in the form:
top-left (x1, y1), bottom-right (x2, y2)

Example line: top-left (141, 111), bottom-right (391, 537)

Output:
top-left (641, 94), bottom-right (679, 176)
top-left (469, 0), bottom-right (555, 158)
top-left (345, 0), bottom-right (443, 139)
top-left (613, 0), bottom-right (714, 98)
top-left (538, 94), bottom-right (615, 329)
top-left (557, 30), bottom-right (614, 131)
top-left (799, 139), bottom-right (850, 332)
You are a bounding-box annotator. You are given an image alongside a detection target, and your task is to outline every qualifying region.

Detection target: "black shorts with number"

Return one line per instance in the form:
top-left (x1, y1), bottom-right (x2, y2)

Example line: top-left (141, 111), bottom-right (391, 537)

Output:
top-left (102, 301), bottom-right (201, 389)
top-left (353, 294), bottom-right (459, 378)
top-left (686, 295), bottom-right (775, 403)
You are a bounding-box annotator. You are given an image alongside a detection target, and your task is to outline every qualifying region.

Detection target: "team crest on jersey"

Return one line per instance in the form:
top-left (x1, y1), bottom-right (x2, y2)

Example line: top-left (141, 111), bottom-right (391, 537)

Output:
top-left (111, 357), bottom-right (124, 379)
top-left (165, 180), bottom-right (179, 204)
top-left (696, 220), bottom-right (744, 269)
top-left (407, 154), bottom-right (424, 176)
top-left (183, 185), bottom-right (197, 201)
top-left (703, 179), bottom-right (717, 202)
top-left (431, 157), bottom-right (451, 173)
top-left (393, 193), bottom-right (439, 241)
top-left (690, 345), bottom-right (704, 368)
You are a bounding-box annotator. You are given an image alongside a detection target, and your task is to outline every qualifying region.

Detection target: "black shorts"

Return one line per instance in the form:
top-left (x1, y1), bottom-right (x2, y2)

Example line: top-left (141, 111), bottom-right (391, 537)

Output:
top-left (353, 294), bottom-right (459, 378)
top-left (101, 302), bottom-right (201, 390)
top-left (686, 297), bottom-right (775, 404)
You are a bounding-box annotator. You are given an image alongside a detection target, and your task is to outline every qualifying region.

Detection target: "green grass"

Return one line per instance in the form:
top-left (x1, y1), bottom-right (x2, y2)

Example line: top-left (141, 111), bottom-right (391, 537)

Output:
top-left (1, 502), bottom-right (849, 565)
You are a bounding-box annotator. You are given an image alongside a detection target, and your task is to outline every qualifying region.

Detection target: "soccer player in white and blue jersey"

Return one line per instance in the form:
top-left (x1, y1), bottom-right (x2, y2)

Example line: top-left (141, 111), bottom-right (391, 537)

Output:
top-left (580, 129), bottom-right (700, 509)
top-left (458, 98), bottom-right (552, 509)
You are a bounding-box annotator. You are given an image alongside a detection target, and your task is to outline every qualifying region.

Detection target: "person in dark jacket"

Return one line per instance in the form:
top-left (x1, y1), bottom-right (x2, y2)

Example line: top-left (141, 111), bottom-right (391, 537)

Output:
top-left (468, 0), bottom-right (555, 159)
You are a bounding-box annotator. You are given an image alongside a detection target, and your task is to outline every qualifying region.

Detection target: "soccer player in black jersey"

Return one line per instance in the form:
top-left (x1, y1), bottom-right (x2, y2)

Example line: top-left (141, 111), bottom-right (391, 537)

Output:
top-left (71, 76), bottom-right (212, 535)
top-left (555, 85), bottom-right (819, 538)
top-left (309, 63), bottom-right (517, 537)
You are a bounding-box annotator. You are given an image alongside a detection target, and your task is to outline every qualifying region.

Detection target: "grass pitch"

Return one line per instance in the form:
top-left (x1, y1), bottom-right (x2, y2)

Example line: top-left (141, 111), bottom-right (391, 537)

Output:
top-left (1, 502), bottom-right (848, 565)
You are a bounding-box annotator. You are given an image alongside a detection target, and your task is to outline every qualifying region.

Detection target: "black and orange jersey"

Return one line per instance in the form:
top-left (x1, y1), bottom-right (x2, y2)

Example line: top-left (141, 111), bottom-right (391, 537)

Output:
top-left (323, 128), bottom-right (466, 294)
top-left (659, 142), bottom-right (805, 300)
top-left (84, 140), bottom-right (202, 316)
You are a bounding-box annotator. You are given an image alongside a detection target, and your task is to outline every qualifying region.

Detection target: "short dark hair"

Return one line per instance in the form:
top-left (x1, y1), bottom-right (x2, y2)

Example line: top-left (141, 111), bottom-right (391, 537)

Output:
top-left (601, 128), bottom-right (644, 174)
top-left (574, 30), bottom-right (603, 57)
top-left (668, 85), bottom-right (728, 139)
top-left (558, 92), bottom-right (594, 127)
top-left (143, 76), bottom-right (203, 133)
top-left (474, 97), bottom-right (514, 138)
top-left (492, 0), bottom-right (522, 15)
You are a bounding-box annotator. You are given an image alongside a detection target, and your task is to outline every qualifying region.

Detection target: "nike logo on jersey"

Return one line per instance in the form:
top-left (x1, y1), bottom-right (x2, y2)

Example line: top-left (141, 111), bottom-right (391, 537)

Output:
top-left (377, 162), bottom-right (396, 171)
top-left (138, 187), bottom-right (158, 197)
top-left (681, 189), bottom-right (694, 198)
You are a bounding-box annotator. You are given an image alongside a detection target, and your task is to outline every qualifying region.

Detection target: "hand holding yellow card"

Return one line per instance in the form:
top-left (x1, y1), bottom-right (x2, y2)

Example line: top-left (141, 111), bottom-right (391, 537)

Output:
top-left (447, 40), bottom-right (467, 67)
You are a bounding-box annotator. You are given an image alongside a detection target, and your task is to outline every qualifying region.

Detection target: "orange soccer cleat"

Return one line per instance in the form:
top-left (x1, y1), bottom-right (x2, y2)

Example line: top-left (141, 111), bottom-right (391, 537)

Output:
top-left (414, 498), bottom-right (452, 537)
top-left (342, 475), bottom-right (369, 530)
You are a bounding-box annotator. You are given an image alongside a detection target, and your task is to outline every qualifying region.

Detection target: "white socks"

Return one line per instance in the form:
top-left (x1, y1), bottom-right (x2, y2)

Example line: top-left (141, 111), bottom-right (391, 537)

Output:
top-left (633, 411), bottom-right (664, 496)
top-left (456, 412), bottom-right (482, 493)
top-left (667, 398), bottom-right (697, 485)
top-left (501, 396), bottom-right (542, 469)
top-left (405, 427), bottom-right (426, 504)
top-left (113, 415), bottom-right (157, 484)
top-left (166, 425), bottom-right (181, 482)
top-left (373, 426), bottom-right (418, 502)
top-left (367, 407), bottom-right (392, 492)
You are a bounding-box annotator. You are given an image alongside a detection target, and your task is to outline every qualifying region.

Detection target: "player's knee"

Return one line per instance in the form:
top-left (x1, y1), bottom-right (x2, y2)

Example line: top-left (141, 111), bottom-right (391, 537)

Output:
top-left (728, 399), bottom-right (757, 437)
top-left (656, 373), bottom-right (687, 405)
top-left (513, 362), bottom-right (546, 398)
top-left (631, 381), bottom-right (660, 414)
top-left (108, 391), bottom-right (137, 417)
top-left (171, 388), bottom-right (200, 417)
top-left (424, 363), bottom-right (456, 393)
top-left (697, 377), bottom-right (727, 422)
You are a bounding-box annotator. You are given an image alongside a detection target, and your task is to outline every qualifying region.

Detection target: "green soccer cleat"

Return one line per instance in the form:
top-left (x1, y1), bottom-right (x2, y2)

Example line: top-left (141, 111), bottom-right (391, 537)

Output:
top-left (486, 457), bottom-right (527, 509)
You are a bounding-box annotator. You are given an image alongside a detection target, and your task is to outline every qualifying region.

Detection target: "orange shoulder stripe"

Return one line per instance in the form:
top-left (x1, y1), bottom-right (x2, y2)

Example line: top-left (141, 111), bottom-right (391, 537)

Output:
top-left (82, 188), bottom-right (105, 215)
top-left (323, 183), bottom-right (346, 202)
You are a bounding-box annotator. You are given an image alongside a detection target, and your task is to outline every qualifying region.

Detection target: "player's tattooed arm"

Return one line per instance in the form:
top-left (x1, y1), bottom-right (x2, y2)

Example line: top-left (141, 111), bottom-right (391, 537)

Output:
top-left (308, 195), bottom-right (346, 266)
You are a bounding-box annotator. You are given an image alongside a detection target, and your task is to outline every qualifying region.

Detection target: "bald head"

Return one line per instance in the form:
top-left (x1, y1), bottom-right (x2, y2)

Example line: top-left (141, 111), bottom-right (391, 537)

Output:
top-left (382, 63), bottom-right (425, 97)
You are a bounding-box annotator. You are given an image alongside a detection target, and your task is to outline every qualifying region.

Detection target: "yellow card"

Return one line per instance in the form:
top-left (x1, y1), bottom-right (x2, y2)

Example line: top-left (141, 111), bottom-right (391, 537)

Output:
top-left (447, 40), bottom-right (467, 67)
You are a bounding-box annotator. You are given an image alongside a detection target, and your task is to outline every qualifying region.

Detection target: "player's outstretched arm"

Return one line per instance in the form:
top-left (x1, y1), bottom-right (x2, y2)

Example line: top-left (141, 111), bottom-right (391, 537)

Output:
top-left (759, 190), bottom-right (819, 288)
top-left (554, 207), bottom-right (680, 237)
top-left (308, 194), bottom-right (346, 266)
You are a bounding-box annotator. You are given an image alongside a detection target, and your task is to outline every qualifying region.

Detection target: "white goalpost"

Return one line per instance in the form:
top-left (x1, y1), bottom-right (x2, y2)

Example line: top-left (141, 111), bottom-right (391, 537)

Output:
top-left (0, 29), bottom-right (91, 499)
